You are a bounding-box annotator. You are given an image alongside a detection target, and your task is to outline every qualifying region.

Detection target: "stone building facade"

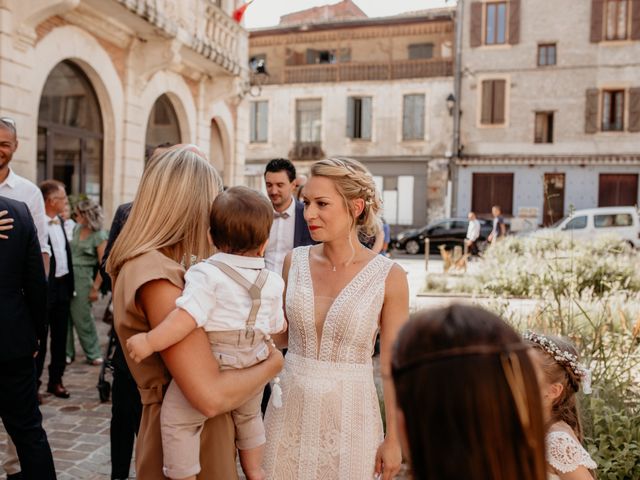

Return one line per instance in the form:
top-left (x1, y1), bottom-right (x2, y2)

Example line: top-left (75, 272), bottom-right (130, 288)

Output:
top-left (244, 3), bottom-right (455, 228)
top-left (455, 0), bottom-right (640, 226)
top-left (0, 0), bottom-right (248, 222)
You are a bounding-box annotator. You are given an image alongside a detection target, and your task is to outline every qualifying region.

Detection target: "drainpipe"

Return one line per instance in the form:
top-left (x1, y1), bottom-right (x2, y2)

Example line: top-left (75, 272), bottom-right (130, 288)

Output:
top-left (450, 0), bottom-right (464, 218)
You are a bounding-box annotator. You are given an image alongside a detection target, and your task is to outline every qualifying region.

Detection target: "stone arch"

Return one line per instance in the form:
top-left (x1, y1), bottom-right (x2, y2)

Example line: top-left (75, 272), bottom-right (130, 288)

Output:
top-left (32, 24), bottom-right (123, 218)
top-left (208, 101), bottom-right (234, 186)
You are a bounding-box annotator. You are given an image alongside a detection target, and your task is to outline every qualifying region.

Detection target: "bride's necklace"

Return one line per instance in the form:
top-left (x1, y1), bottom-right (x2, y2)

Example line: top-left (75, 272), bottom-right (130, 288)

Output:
top-left (324, 245), bottom-right (363, 272)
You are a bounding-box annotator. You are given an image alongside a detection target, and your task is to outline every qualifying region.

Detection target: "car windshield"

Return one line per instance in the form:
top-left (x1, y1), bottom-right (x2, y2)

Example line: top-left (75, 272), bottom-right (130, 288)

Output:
top-left (549, 216), bottom-right (567, 228)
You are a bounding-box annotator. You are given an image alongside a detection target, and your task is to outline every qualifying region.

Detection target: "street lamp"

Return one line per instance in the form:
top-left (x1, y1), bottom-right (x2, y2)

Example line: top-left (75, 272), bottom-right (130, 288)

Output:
top-left (446, 93), bottom-right (456, 116)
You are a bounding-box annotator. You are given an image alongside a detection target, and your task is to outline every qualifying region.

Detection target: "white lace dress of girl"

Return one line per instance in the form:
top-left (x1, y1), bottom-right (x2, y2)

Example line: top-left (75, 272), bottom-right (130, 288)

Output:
top-left (263, 246), bottom-right (394, 480)
top-left (546, 429), bottom-right (597, 479)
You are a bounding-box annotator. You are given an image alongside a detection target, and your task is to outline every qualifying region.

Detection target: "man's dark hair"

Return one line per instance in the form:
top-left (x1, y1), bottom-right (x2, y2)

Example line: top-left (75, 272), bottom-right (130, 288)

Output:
top-left (39, 179), bottom-right (66, 201)
top-left (265, 158), bottom-right (296, 183)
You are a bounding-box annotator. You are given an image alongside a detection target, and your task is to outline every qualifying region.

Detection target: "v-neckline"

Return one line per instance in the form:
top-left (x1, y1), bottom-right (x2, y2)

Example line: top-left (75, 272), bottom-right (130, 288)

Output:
top-left (305, 246), bottom-right (379, 359)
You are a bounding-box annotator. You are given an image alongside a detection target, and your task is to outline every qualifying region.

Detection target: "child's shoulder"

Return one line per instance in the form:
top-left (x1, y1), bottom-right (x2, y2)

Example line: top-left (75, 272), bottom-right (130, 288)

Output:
top-left (546, 422), bottom-right (596, 473)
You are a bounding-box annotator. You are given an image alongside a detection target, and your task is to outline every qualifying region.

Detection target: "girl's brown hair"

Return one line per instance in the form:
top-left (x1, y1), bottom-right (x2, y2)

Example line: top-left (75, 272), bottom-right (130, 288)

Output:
top-left (392, 305), bottom-right (547, 480)
top-left (529, 336), bottom-right (585, 441)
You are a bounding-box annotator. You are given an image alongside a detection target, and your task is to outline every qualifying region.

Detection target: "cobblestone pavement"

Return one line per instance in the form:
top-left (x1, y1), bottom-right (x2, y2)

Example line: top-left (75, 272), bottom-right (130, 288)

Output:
top-left (0, 257), bottom-right (427, 479)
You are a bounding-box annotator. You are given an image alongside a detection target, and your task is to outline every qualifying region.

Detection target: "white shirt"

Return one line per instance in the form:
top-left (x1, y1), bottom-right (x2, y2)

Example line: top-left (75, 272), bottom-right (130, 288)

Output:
top-left (63, 218), bottom-right (76, 243)
top-left (0, 168), bottom-right (51, 255)
top-left (46, 215), bottom-right (69, 278)
top-left (264, 197), bottom-right (296, 275)
top-left (466, 219), bottom-right (481, 242)
top-left (176, 252), bottom-right (286, 335)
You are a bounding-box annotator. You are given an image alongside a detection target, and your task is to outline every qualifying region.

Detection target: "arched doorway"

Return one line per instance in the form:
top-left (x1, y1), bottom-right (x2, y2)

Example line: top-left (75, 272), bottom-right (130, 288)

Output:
top-left (145, 94), bottom-right (182, 159)
top-left (37, 61), bottom-right (104, 203)
top-left (210, 119), bottom-right (225, 178)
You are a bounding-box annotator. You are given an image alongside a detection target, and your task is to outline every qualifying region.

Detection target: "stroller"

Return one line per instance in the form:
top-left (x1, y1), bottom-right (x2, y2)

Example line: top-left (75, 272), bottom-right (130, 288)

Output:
top-left (97, 300), bottom-right (118, 402)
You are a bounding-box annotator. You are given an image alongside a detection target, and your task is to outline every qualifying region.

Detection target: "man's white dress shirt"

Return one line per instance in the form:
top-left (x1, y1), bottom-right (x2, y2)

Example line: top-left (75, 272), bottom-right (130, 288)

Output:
top-left (466, 219), bottom-right (481, 242)
top-left (0, 168), bottom-right (50, 255)
top-left (46, 215), bottom-right (69, 278)
top-left (264, 197), bottom-right (296, 275)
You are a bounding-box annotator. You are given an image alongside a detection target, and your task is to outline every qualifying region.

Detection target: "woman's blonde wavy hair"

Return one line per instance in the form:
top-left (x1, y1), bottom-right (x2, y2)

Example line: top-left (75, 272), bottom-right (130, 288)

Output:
top-left (106, 145), bottom-right (222, 281)
top-left (75, 198), bottom-right (104, 232)
top-left (309, 157), bottom-right (382, 237)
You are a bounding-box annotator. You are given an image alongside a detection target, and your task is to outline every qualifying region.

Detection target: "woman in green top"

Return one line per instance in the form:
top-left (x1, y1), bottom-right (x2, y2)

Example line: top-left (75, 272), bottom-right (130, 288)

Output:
top-left (66, 198), bottom-right (108, 365)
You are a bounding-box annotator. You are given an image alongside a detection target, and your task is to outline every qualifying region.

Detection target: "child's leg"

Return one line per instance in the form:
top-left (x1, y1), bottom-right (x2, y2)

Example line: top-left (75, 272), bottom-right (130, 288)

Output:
top-left (233, 391), bottom-right (267, 480)
top-left (161, 381), bottom-right (208, 480)
top-left (239, 444), bottom-right (265, 480)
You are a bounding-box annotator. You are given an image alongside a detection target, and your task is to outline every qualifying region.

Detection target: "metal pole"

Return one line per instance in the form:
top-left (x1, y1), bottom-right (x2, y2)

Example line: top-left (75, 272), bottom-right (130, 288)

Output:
top-left (450, 0), bottom-right (464, 218)
top-left (424, 238), bottom-right (430, 272)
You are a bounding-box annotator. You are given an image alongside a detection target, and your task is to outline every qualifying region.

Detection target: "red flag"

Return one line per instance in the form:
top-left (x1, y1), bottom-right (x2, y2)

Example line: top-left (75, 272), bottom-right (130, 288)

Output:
top-left (233, 0), bottom-right (254, 23)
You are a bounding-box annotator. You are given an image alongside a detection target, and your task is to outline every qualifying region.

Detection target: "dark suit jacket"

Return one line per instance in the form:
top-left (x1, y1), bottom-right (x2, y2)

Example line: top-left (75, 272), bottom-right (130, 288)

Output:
top-left (48, 216), bottom-right (74, 304)
top-left (0, 196), bottom-right (47, 361)
top-left (100, 202), bottom-right (132, 292)
top-left (293, 200), bottom-right (315, 247)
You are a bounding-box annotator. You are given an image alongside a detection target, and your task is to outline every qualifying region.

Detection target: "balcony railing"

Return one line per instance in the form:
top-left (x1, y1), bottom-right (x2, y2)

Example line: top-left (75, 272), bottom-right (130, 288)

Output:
top-left (255, 59), bottom-right (452, 85)
top-left (289, 142), bottom-right (324, 161)
top-left (114, 0), bottom-right (246, 76)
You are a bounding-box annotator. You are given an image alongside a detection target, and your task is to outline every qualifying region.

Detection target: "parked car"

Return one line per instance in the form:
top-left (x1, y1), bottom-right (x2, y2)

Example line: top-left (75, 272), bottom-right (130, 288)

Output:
top-left (392, 217), bottom-right (493, 255)
top-left (536, 206), bottom-right (640, 248)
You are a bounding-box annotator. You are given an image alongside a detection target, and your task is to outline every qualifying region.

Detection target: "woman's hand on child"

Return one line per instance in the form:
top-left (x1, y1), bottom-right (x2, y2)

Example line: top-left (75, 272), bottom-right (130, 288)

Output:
top-left (127, 333), bottom-right (155, 363)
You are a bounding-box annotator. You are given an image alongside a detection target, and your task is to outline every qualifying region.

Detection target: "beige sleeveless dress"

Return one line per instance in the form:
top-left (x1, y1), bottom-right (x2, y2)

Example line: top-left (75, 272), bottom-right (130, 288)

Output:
top-left (264, 246), bottom-right (393, 479)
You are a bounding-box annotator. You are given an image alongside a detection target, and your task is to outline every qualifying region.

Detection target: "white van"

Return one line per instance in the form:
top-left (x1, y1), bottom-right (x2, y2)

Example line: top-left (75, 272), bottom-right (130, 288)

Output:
top-left (546, 206), bottom-right (640, 248)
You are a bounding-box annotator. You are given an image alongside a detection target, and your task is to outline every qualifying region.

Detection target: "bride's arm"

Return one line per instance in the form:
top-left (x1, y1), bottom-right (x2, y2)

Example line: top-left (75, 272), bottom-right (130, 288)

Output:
top-left (375, 263), bottom-right (409, 480)
top-left (272, 252), bottom-right (292, 349)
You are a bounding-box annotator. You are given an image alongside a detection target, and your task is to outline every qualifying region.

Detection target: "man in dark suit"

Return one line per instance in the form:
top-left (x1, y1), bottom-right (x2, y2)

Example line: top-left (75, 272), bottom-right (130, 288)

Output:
top-left (0, 195), bottom-right (56, 479)
top-left (263, 158), bottom-right (314, 276)
top-left (36, 180), bottom-right (74, 399)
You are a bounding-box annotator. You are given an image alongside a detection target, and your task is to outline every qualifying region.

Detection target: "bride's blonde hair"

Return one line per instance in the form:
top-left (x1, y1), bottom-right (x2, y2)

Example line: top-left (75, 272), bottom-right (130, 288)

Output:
top-left (106, 145), bottom-right (222, 280)
top-left (309, 157), bottom-right (382, 237)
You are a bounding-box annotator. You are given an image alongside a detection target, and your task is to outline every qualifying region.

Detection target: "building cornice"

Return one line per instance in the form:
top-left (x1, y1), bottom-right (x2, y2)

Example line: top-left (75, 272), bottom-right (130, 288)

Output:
top-left (456, 154), bottom-right (640, 166)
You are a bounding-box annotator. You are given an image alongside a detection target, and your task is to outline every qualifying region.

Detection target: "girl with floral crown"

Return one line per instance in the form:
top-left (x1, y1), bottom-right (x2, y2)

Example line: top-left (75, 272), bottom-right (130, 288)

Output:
top-left (524, 331), bottom-right (597, 480)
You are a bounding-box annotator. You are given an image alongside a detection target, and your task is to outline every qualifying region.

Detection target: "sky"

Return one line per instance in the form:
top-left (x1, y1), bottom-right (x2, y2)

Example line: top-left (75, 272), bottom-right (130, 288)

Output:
top-left (244, 0), bottom-right (454, 29)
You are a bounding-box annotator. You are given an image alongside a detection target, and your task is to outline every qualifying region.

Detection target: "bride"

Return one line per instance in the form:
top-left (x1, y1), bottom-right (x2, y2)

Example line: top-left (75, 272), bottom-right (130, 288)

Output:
top-left (264, 158), bottom-right (409, 479)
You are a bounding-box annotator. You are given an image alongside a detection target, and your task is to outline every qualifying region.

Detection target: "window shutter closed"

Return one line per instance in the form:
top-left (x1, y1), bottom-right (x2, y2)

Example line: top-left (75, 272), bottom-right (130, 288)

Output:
top-left (494, 80), bottom-right (506, 124)
top-left (346, 98), bottom-right (354, 137)
top-left (470, 2), bottom-right (483, 47)
top-left (249, 102), bottom-right (257, 142)
top-left (585, 89), bottom-right (600, 133)
top-left (481, 80), bottom-right (493, 124)
top-left (631, 0), bottom-right (640, 40)
top-left (361, 97), bottom-right (372, 140)
top-left (508, 0), bottom-right (521, 45)
top-left (629, 88), bottom-right (640, 132)
top-left (258, 101), bottom-right (268, 141)
top-left (590, 0), bottom-right (604, 43)
top-left (402, 95), bottom-right (412, 139)
top-left (415, 94), bottom-right (425, 139)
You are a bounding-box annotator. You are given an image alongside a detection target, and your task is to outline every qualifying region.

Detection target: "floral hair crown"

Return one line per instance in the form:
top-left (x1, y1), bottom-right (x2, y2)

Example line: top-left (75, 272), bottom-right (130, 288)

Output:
top-left (523, 331), bottom-right (592, 394)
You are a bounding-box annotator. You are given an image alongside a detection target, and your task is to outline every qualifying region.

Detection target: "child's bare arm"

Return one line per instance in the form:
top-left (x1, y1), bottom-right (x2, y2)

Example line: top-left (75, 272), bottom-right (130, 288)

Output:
top-left (126, 308), bottom-right (198, 363)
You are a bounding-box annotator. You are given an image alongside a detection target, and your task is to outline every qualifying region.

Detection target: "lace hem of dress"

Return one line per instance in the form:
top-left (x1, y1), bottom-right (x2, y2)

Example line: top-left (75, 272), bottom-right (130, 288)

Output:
top-left (546, 430), bottom-right (597, 473)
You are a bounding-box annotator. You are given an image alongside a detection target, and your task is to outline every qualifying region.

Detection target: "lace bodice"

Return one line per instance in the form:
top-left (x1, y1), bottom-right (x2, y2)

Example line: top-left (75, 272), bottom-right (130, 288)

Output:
top-left (285, 246), bottom-right (393, 363)
top-left (546, 430), bottom-right (597, 475)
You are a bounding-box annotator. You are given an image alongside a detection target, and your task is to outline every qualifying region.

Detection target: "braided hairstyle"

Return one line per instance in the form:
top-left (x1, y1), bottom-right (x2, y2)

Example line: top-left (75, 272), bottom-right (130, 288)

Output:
top-left (529, 336), bottom-right (585, 441)
top-left (309, 157), bottom-right (382, 237)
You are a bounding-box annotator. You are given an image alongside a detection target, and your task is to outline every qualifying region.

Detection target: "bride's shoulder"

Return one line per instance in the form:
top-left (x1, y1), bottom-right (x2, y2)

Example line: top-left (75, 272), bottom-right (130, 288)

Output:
top-left (546, 423), bottom-right (596, 474)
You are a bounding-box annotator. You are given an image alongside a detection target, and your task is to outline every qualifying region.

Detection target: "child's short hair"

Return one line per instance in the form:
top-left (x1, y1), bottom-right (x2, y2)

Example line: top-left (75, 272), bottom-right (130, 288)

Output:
top-left (209, 186), bottom-right (273, 254)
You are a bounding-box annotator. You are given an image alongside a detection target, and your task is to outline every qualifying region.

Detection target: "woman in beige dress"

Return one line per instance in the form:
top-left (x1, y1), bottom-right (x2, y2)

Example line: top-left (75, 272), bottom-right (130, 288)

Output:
top-left (107, 145), bottom-right (283, 479)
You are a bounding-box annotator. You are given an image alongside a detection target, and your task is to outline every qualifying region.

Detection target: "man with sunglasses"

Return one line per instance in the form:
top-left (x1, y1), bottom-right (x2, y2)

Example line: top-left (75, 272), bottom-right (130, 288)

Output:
top-left (0, 117), bottom-right (50, 274)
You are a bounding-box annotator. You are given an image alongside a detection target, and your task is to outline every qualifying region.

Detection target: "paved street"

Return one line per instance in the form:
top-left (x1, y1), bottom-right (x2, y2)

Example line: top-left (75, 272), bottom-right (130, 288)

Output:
top-left (0, 255), bottom-right (434, 479)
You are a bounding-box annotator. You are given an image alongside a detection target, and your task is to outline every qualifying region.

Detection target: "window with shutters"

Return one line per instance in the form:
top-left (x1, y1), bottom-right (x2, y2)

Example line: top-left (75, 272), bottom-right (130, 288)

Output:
top-left (472, 173), bottom-right (514, 216)
top-left (402, 94), bottom-right (425, 141)
top-left (485, 2), bottom-right (508, 45)
top-left (296, 99), bottom-right (322, 142)
top-left (480, 79), bottom-right (507, 125)
top-left (537, 44), bottom-right (557, 66)
top-left (408, 43), bottom-right (434, 59)
top-left (346, 97), bottom-right (372, 140)
top-left (534, 112), bottom-right (554, 143)
top-left (598, 174), bottom-right (639, 206)
top-left (249, 101), bottom-right (268, 143)
top-left (602, 89), bottom-right (625, 131)
top-left (605, 0), bottom-right (630, 40)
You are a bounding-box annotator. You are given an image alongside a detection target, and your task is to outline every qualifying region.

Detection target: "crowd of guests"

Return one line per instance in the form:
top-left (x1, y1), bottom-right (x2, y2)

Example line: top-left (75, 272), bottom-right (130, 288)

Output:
top-left (0, 113), bottom-right (597, 480)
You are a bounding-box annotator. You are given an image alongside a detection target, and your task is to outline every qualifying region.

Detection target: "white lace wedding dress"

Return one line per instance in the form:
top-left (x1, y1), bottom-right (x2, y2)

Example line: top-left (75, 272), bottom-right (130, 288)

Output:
top-left (263, 246), bottom-right (393, 480)
top-left (546, 426), bottom-right (597, 480)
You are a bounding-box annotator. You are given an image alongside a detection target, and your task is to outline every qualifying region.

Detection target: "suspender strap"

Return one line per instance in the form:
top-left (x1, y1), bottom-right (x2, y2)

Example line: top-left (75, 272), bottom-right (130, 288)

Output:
top-left (208, 260), bottom-right (269, 333)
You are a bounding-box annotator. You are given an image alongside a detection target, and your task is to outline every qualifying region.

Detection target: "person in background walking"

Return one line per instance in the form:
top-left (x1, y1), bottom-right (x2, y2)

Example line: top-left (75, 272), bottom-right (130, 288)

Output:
top-left (465, 211), bottom-right (481, 256)
top-left (488, 205), bottom-right (506, 245)
top-left (0, 195), bottom-right (56, 480)
top-left (66, 198), bottom-right (107, 365)
top-left (37, 180), bottom-right (74, 400)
